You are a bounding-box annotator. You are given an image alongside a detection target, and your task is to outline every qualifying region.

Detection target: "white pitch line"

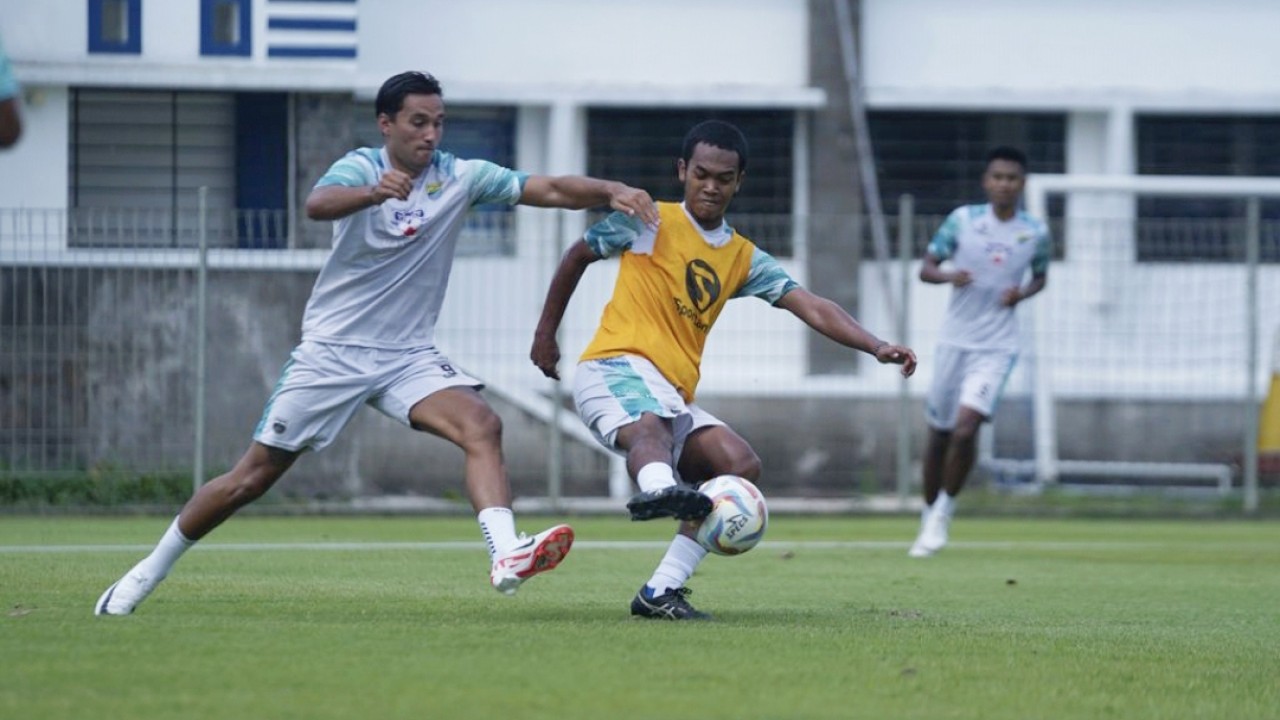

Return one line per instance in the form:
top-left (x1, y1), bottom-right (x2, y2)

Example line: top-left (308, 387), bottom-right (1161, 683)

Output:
top-left (0, 539), bottom-right (1184, 554)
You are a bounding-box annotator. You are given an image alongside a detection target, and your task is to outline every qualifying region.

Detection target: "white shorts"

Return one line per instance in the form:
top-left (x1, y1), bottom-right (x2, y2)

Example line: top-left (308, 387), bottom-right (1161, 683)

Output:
top-left (253, 341), bottom-right (482, 452)
top-left (573, 355), bottom-right (724, 462)
top-left (924, 344), bottom-right (1017, 430)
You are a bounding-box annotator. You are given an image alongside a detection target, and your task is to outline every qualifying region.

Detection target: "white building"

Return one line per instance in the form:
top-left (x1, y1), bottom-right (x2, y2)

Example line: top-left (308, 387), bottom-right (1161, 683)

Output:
top-left (0, 0), bottom-right (1275, 491)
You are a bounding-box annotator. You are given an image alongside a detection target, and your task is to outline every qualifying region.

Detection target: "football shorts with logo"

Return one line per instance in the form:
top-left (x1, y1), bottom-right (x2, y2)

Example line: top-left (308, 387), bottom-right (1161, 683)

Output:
top-left (573, 354), bottom-right (725, 461)
top-left (253, 341), bottom-right (481, 452)
top-left (924, 344), bottom-right (1017, 430)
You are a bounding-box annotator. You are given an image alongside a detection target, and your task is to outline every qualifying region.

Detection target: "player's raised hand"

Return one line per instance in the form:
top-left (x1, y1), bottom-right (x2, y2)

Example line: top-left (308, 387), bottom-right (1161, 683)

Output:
top-left (530, 333), bottom-right (561, 380)
top-left (874, 343), bottom-right (917, 377)
top-left (371, 169), bottom-right (413, 204)
top-left (608, 184), bottom-right (659, 227)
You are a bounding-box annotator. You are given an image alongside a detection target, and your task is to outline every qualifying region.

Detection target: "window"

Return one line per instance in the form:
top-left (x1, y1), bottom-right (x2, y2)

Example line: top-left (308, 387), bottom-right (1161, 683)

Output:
top-left (868, 111), bottom-right (1066, 216)
top-left (88, 0), bottom-right (141, 54)
top-left (586, 109), bottom-right (795, 256)
top-left (1136, 115), bottom-right (1280, 262)
top-left (69, 89), bottom-right (240, 249)
top-left (867, 111), bottom-right (1067, 256)
top-left (202, 0), bottom-right (252, 57)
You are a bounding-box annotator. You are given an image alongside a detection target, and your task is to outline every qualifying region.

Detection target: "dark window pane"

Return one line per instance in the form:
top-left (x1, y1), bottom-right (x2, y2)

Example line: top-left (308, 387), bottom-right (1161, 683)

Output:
top-left (1136, 115), bottom-right (1280, 261)
top-left (868, 111), bottom-right (1066, 256)
top-left (213, 1), bottom-right (240, 45)
top-left (102, 0), bottom-right (130, 44)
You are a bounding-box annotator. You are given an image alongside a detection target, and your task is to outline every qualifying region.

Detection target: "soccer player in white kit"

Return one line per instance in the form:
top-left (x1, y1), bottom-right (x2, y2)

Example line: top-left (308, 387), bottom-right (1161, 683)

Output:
top-left (95, 71), bottom-right (659, 615)
top-left (909, 146), bottom-right (1051, 558)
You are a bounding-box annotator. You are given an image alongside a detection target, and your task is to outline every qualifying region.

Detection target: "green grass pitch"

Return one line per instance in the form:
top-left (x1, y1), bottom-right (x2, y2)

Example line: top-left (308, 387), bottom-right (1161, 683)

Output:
top-left (2, 515), bottom-right (1277, 720)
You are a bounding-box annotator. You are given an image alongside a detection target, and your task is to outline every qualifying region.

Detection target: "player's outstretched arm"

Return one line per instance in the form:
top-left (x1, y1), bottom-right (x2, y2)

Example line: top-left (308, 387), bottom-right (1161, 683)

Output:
top-left (776, 288), bottom-right (917, 377)
top-left (531, 241), bottom-right (600, 381)
top-left (520, 176), bottom-right (659, 226)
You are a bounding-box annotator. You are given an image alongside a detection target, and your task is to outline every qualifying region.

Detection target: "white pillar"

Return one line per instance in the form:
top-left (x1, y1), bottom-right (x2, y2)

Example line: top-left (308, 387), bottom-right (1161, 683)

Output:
top-left (1066, 105), bottom-right (1134, 312)
top-left (547, 100), bottom-right (589, 249)
top-left (515, 105), bottom-right (551, 262)
top-left (514, 101), bottom-right (590, 262)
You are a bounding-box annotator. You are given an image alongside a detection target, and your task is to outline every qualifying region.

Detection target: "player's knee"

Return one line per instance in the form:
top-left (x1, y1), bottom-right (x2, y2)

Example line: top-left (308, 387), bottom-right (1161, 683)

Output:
top-left (952, 418), bottom-right (982, 443)
top-left (726, 451), bottom-right (762, 481)
top-left (459, 409), bottom-right (504, 447)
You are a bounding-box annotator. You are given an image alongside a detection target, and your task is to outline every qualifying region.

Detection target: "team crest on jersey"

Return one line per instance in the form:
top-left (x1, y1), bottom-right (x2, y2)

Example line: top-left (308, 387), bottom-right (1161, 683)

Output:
top-left (985, 242), bottom-right (1010, 266)
top-left (393, 208), bottom-right (426, 237)
top-left (685, 259), bottom-right (721, 312)
top-left (425, 181), bottom-right (443, 197)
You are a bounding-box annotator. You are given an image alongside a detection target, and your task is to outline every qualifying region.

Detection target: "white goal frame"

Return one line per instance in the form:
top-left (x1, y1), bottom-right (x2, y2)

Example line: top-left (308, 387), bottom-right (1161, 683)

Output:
top-left (983, 173), bottom-right (1280, 509)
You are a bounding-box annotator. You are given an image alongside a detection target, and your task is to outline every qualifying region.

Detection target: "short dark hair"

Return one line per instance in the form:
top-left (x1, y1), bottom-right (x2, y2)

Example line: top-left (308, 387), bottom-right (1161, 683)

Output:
top-left (682, 120), bottom-right (749, 172)
top-left (986, 145), bottom-right (1028, 171)
top-left (375, 71), bottom-right (443, 118)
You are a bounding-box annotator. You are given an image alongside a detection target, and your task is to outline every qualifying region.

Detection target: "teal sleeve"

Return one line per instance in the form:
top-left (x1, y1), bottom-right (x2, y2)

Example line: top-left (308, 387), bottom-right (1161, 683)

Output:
top-left (1032, 225), bottom-right (1052, 275)
top-left (0, 38), bottom-right (18, 101)
top-left (458, 158), bottom-right (527, 206)
top-left (735, 246), bottom-right (801, 304)
top-left (315, 149), bottom-right (378, 188)
top-left (927, 208), bottom-right (963, 260)
top-left (583, 211), bottom-right (644, 258)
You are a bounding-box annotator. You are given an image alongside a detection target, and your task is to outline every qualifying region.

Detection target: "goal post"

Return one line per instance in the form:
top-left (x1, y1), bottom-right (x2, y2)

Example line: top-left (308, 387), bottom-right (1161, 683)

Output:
top-left (997, 173), bottom-right (1280, 510)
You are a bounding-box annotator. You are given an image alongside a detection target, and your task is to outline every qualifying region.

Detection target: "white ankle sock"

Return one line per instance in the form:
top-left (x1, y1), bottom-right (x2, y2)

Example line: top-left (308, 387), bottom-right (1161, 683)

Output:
top-left (934, 491), bottom-right (956, 517)
top-left (477, 507), bottom-right (517, 561)
top-left (137, 516), bottom-right (194, 579)
top-left (636, 462), bottom-right (677, 494)
top-left (646, 533), bottom-right (708, 595)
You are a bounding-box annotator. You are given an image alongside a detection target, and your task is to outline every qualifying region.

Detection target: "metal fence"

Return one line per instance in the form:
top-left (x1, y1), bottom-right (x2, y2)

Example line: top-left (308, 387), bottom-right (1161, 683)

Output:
top-left (1, 200), bottom-right (1276, 509)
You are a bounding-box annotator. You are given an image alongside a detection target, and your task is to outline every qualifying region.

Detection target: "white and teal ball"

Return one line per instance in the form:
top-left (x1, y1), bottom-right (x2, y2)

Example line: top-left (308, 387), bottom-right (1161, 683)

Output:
top-left (694, 475), bottom-right (768, 556)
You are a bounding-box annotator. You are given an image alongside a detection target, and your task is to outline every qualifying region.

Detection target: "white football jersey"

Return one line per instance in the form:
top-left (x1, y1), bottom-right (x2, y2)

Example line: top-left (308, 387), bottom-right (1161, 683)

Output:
top-left (301, 147), bottom-right (527, 349)
top-left (927, 203), bottom-right (1051, 350)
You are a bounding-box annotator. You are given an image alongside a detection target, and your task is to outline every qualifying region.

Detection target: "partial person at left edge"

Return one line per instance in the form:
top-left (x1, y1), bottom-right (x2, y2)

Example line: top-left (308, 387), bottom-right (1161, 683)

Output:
top-left (0, 34), bottom-right (24, 148)
top-left (94, 71), bottom-right (660, 616)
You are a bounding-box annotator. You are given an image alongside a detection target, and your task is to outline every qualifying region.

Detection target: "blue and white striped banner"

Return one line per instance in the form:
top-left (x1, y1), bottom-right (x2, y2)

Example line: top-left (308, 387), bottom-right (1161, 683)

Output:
top-left (266, 0), bottom-right (358, 59)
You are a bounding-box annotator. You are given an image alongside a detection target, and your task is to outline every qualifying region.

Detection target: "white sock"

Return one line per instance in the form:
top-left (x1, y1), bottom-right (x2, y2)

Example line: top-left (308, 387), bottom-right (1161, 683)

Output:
top-left (645, 533), bottom-right (708, 595)
top-left (934, 491), bottom-right (956, 517)
top-left (636, 462), bottom-right (677, 494)
top-left (477, 507), bottom-right (518, 562)
top-left (135, 516), bottom-right (194, 579)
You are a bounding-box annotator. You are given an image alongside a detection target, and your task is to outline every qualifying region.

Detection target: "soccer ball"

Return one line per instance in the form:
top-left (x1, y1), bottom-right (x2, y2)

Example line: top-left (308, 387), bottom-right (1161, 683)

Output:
top-left (694, 475), bottom-right (768, 556)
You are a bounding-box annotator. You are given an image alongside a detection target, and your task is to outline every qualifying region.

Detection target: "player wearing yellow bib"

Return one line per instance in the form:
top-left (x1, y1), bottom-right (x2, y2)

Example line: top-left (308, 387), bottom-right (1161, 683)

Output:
top-left (532, 120), bottom-right (916, 620)
top-left (578, 200), bottom-right (757, 402)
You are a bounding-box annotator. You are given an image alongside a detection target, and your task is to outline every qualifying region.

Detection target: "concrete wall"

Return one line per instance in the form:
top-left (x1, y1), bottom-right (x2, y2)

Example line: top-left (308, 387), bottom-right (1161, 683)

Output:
top-left (293, 93), bottom-right (360, 249)
top-left (861, 0), bottom-right (1280, 111)
top-left (1, 1), bottom-right (1274, 496)
top-left (804, 0), bottom-right (865, 375)
top-left (358, 0), bottom-right (810, 98)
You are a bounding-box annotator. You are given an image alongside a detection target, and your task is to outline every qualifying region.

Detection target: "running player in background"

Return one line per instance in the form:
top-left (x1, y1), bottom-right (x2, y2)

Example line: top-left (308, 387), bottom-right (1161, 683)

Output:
top-left (94, 71), bottom-right (659, 615)
top-left (531, 120), bottom-right (916, 620)
top-left (910, 146), bottom-right (1051, 558)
